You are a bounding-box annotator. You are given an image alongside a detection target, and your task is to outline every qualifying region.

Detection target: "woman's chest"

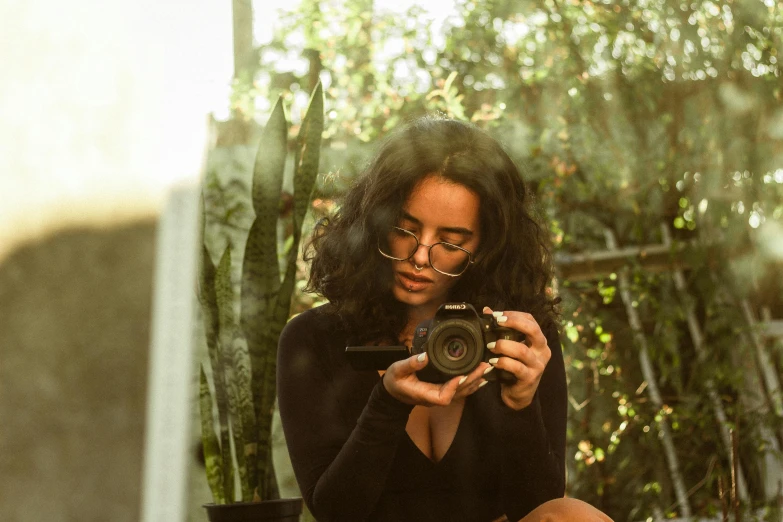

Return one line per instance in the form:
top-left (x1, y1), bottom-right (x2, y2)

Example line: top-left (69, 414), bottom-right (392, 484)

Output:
top-left (406, 401), bottom-right (465, 463)
top-left (383, 397), bottom-right (499, 505)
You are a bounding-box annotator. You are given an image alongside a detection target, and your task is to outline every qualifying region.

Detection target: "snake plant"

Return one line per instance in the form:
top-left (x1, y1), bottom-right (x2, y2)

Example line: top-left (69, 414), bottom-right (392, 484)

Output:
top-left (198, 82), bottom-right (324, 503)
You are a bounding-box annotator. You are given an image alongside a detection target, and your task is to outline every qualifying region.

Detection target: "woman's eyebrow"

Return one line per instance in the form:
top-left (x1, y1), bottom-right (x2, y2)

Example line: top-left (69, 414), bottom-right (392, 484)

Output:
top-left (401, 211), bottom-right (474, 237)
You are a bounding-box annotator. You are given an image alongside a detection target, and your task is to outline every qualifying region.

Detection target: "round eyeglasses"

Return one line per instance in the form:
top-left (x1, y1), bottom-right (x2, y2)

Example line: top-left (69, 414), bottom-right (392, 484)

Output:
top-left (378, 226), bottom-right (475, 277)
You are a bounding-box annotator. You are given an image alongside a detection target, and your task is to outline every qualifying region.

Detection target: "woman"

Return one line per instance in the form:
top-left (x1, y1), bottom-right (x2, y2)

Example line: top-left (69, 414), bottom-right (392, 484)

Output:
top-left (277, 117), bottom-right (611, 521)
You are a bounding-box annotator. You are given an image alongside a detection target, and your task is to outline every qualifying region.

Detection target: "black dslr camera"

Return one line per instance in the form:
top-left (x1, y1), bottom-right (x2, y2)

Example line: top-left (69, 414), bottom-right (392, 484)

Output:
top-left (411, 303), bottom-right (521, 384)
top-left (345, 303), bottom-right (522, 384)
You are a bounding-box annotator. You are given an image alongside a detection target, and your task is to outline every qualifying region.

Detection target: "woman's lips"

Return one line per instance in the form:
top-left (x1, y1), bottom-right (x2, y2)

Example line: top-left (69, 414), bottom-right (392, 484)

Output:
top-left (397, 271), bottom-right (433, 291)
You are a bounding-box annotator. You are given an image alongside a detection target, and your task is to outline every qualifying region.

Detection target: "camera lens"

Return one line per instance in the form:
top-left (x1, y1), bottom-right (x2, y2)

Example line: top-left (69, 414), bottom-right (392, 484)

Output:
top-left (426, 319), bottom-right (483, 378)
top-left (444, 337), bottom-right (467, 361)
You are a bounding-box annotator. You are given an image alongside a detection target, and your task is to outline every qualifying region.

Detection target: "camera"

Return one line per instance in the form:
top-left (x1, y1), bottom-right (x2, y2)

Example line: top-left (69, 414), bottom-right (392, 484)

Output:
top-left (410, 303), bottom-right (521, 384)
top-left (345, 303), bottom-right (523, 384)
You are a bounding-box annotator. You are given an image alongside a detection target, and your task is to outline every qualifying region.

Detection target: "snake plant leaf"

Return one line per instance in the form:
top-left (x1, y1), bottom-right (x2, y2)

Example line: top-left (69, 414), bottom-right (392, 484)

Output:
top-left (199, 244), bottom-right (220, 352)
top-left (240, 98), bottom-right (290, 497)
top-left (213, 246), bottom-right (236, 503)
top-left (199, 365), bottom-right (226, 504)
top-left (199, 238), bottom-right (234, 503)
top-left (242, 100), bottom-right (288, 496)
top-left (291, 81), bottom-right (324, 249)
top-left (223, 352), bottom-right (249, 501)
top-left (273, 80), bottom-right (323, 331)
top-left (254, 257), bottom-right (298, 484)
top-left (215, 246), bottom-right (236, 335)
top-left (254, 333), bottom-right (282, 500)
top-left (276, 80), bottom-right (322, 326)
top-left (197, 192), bottom-right (219, 350)
top-left (242, 97), bottom-right (287, 332)
top-left (255, 82), bottom-right (324, 501)
top-left (224, 329), bottom-right (258, 501)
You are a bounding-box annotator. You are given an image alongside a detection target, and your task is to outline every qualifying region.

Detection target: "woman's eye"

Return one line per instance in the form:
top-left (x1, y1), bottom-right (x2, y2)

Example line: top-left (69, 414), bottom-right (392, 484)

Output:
top-left (441, 243), bottom-right (461, 252)
top-left (391, 227), bottom-right (418, 241)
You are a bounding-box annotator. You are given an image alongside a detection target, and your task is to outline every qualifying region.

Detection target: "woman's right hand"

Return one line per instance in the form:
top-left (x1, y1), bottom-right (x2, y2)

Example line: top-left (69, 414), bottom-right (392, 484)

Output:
top-left (382, 353), bottom-right (491, 406)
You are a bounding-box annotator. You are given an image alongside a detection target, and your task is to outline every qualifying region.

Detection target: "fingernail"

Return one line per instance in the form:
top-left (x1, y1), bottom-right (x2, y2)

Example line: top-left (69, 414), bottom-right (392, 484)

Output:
top-left (478, 380), bottom-right (489, 388)
top-left (492, 311), bottom-right (503, 318)
top-left (458, 376), bottom-right (468, 385)
top-left (482, 306), bottom-right (492, 313)
top-left (483, 366), bottom-right (494, 375)
top-left (486, 341), bottom-right (496, 350)
top-left (496, 316), bottom-right (508, 323)
top-left (417, 353), bottom-right (426, 362)
top-left (488, 358), bottom-right (499, 365)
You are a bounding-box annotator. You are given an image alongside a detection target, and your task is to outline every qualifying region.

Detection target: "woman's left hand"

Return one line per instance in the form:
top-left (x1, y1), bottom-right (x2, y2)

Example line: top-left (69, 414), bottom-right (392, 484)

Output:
top-left (482, 306), bottom-right (551, 411)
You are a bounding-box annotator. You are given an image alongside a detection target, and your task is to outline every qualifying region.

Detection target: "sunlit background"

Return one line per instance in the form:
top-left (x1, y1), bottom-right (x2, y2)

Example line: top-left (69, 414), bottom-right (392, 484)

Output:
top-left (0, 1), bottom-right (232, 262)
top-left (1, 0), bottom-right (781, 521)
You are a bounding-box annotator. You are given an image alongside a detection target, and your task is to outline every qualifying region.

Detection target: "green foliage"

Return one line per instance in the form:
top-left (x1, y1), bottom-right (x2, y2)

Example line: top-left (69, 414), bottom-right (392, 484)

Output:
top-left (199, 83), bottom-right (324, 503)
top-left (215, 0), bottom-right (783, 518)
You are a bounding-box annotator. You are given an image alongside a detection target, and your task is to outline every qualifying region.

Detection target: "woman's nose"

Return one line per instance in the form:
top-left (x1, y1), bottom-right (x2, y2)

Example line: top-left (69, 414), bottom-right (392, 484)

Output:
top-left (410, 242), bottom-right (430, 268)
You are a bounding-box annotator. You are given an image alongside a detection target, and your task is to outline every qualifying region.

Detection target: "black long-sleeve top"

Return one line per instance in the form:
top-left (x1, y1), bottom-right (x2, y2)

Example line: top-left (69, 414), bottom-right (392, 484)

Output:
top-left (277, 305), bottom-right (566, 522)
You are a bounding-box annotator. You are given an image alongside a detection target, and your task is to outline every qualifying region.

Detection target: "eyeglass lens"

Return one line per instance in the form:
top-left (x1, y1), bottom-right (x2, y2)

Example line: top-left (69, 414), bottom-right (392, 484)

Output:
top-left (379, 227), bottom-right (471, 276)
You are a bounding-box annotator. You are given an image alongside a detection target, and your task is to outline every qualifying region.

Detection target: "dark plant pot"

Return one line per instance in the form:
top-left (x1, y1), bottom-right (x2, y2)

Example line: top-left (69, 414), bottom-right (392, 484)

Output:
top-left (204, 498), bottom-right (304, 522)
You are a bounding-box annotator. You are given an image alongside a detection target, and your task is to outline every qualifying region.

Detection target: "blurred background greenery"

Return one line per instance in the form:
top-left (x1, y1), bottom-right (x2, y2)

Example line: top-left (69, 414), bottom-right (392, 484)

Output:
top-left (200, 0), bottom-right (783, 520)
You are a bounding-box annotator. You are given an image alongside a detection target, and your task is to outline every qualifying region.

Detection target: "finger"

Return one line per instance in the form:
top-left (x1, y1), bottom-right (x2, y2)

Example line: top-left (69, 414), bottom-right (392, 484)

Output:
top-left (488, 354), bottom-right (531, 381)
top-left (454, 371), bottom-right (491, 399)
top-left (466, 374), bottom-right (491, 393)
top-left (493, 311), bottom-right (547, 349)
top-left (455, 379), bottom-right (488, 399)
top-left (487, 339), bottom-right (543, 368)
top-left (389, 352), bottom-right (428, 377)
top-left (429, 374), bottom-right (462, 406)
top-left (457, 362), bottom-right (493, 389)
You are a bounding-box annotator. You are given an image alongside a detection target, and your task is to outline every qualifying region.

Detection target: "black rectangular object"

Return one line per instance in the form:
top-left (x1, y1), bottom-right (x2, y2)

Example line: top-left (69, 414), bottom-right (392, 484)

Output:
top-left (344, 345), bottom-right (409, 371)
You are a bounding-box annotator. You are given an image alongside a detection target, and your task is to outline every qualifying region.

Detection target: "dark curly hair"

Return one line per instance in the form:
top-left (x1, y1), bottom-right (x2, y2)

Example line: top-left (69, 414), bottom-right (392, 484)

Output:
top-left (305, 116), bottom-right (557, 344)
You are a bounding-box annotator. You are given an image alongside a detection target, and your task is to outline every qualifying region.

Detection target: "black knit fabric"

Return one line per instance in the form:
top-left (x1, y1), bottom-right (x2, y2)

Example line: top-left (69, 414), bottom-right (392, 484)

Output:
top-left (277, 305), bottom-right (566, 522)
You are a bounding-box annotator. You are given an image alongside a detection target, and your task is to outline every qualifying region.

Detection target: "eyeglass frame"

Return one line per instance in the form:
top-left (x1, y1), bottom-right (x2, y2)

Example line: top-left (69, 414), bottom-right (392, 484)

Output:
top-left (377, 226), bottom-right (476, 277)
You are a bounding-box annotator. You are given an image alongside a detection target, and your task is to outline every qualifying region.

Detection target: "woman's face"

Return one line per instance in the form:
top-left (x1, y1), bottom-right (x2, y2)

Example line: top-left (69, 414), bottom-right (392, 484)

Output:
top-left (387, 175), bottom-right (481, 318)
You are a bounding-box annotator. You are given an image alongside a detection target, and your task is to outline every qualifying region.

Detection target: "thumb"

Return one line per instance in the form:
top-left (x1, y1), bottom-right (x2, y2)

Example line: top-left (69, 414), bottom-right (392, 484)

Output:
top-left (391, 352), bottom-right (428, 377)
top-left (409, 352), bottom-right (428, 370)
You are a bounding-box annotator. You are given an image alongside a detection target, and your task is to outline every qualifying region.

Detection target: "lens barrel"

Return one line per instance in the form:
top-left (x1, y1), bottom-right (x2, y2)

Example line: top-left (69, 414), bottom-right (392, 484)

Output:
top-left (426, 319), bottom-right (484, 377)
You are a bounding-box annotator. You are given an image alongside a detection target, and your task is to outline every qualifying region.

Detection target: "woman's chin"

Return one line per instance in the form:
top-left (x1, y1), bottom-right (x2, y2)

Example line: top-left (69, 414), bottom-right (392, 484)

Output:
top-left (392, 285), bottom-right (441, 311)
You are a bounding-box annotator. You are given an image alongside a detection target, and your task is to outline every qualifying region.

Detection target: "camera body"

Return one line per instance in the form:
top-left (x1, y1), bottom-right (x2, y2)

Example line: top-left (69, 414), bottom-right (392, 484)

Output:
top-left (410, 303), bottom-right (522, 384)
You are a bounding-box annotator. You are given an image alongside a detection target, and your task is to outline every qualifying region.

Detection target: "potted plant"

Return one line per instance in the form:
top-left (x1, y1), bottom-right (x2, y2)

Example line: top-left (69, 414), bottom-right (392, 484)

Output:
top-left (198, 82), bottom-right (323, 521)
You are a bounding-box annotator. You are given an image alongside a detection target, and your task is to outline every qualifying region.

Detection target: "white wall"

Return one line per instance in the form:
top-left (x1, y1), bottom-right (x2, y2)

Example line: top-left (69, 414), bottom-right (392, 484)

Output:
top-left (0, 0), bottom-right (233, 261)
